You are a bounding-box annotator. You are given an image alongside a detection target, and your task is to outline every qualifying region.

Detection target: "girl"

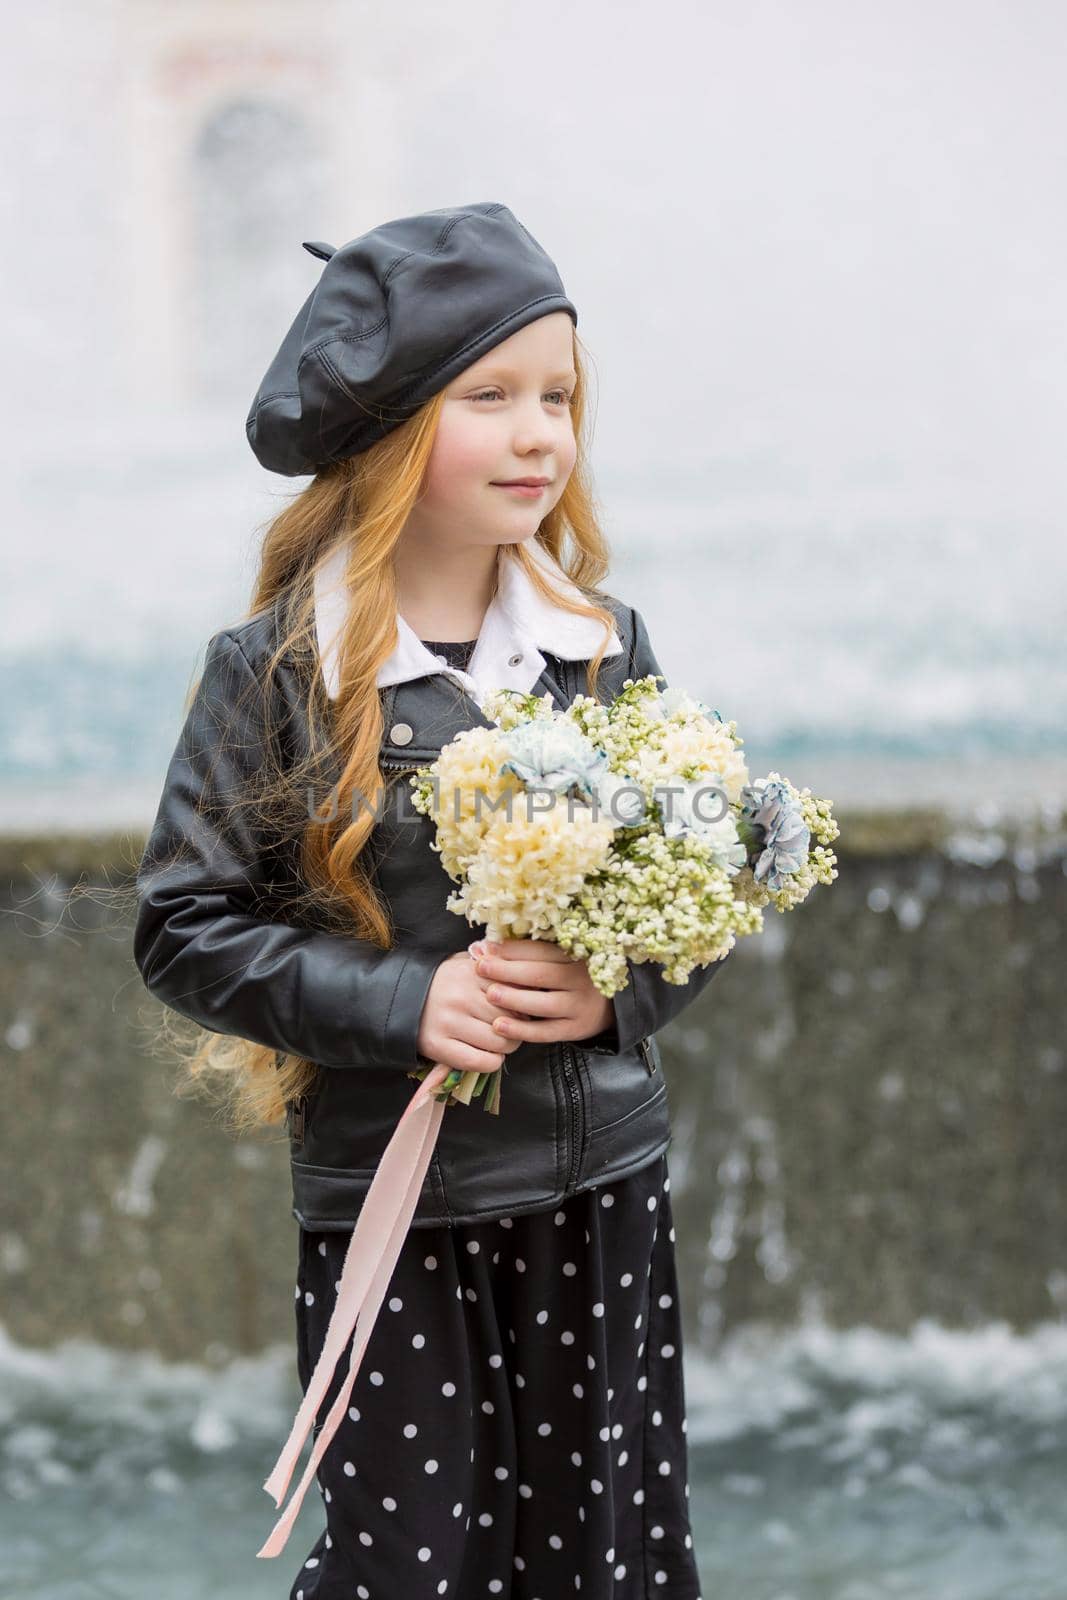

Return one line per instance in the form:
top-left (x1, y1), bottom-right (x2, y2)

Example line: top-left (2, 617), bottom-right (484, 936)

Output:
top-left (134, 202), bottom-right (727, 1598)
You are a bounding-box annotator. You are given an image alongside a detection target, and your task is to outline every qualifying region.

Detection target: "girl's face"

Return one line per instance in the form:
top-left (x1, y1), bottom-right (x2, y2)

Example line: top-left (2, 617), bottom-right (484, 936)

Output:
top-left (413, 311), bottom-right (578, 551)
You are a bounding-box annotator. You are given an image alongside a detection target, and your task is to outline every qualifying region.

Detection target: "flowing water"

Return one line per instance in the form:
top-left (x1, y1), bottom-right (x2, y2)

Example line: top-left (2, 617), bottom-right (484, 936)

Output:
top-left (3, 1319), bottom-right (1067, 1599)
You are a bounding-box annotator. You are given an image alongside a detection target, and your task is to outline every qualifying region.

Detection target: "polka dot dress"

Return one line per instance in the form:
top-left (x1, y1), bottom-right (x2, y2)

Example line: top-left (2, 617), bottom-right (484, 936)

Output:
top-left (288, 1153), bottom-right (702, 1598)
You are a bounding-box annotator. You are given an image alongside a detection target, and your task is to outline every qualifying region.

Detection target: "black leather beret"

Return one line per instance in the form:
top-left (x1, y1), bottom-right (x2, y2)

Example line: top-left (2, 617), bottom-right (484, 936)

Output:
top-left (245, 200), bottom-right (578, 476)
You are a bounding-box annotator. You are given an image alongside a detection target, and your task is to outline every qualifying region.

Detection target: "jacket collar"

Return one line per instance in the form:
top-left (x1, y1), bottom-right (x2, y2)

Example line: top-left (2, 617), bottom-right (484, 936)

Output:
top-left (313, 536), bottom-right (623, 706)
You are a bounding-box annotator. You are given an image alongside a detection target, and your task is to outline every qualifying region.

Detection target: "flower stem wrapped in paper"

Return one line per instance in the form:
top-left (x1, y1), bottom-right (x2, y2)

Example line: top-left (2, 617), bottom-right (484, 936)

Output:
top-left (407, 672), bottom-right (841, 1114)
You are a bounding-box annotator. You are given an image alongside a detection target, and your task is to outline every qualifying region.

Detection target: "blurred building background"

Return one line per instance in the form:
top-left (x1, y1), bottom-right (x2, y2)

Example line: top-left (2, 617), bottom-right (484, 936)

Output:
top-left (3, 0), bottom-right (1066, 830)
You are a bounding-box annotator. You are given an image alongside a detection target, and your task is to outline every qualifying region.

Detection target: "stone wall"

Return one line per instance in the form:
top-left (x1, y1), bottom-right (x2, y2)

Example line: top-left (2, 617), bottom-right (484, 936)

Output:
top-left (1, 806), bottom-right (1063, 1361)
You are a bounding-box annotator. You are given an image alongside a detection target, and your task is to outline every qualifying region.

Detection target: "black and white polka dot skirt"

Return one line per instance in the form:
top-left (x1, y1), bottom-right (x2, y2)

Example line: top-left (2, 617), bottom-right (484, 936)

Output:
top-left (289, 1151), bottom-right (702, 1599)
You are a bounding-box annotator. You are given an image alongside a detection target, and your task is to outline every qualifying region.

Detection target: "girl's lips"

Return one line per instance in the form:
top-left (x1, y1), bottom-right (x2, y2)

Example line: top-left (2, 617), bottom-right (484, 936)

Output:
top-left (493, 482), bottom-right (547, 497)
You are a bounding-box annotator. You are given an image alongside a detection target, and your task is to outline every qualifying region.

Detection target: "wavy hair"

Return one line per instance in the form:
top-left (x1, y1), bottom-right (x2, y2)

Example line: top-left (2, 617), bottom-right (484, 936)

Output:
top-left (125, 328), bottom-right (624, 1137)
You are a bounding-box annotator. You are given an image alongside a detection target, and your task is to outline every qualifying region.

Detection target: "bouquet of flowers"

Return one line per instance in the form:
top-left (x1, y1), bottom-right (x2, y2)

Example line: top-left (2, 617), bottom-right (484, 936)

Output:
top-left (407, 671), bottom-right (839, 1113)
top-left (255, 670), bottom-right (839, 1558)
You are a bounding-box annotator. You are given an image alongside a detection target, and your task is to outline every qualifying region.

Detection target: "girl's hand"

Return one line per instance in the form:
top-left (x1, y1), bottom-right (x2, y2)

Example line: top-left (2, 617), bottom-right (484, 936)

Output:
top-left (469, 938), bottom-right (614, 1046)
top-left (417, 951), bottom-right (527, 1076)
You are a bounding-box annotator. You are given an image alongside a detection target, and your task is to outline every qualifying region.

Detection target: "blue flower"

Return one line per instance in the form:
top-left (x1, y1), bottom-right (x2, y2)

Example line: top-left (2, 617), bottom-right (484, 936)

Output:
top-left (738, 777), bottom-right (810, 889)
top-left (500, 718), bottom-right (608, 799)
top-left (656, 778), bottom-right (747, 874)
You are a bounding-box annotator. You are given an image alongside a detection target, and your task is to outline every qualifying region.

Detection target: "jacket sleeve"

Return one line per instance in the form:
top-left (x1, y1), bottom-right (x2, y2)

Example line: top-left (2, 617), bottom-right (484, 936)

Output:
top-left (582, 604), bottom-right (732, 1057)
top-left (132, 628), bottom-right (446, 1070)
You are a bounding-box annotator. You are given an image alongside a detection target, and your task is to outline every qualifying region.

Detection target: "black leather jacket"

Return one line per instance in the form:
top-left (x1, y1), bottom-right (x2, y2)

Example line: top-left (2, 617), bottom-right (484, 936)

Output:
top-left (133, 596), bottom-right (730, 1230)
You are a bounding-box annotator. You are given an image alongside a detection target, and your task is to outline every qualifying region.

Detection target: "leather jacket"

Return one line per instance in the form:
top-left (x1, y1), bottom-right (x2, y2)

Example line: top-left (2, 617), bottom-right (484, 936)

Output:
top-left (132, 596), bottom-right (731, 1230)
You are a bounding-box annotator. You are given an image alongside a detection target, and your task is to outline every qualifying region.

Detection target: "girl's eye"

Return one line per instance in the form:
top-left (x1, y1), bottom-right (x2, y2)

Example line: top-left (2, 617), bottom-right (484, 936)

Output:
top-left (470, 388), bottom-right (574, 405)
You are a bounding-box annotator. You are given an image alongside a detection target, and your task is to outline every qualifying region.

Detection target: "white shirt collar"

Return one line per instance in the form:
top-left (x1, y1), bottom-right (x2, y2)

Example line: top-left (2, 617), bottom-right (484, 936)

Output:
top-left (313, 537), bottom-right (624, 707)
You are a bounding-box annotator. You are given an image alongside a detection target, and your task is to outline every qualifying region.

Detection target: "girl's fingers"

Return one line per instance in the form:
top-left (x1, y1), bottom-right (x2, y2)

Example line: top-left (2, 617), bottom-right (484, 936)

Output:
top-left (471, 984), bottom-right (532, 1022)
top-left (460, 1048), bottom-right (506, 1073)
top-left (466, 1019), bottom-right (523, 1056)
top-left (474, 953), bottom-right (582, 991)
top-left (496, 938), bottom-right (572, 962)
top-left (490, 1014), bottom-right (564, 1043)
top-left (479, 980), bottom-right (568, 1018)
top-left (435, 1034), bottom-right (509, 1073)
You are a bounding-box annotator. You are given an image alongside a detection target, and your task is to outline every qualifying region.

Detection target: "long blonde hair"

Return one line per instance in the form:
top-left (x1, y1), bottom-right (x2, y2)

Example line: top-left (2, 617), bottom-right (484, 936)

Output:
top-left (136, 328), bottom-right (622, 1136)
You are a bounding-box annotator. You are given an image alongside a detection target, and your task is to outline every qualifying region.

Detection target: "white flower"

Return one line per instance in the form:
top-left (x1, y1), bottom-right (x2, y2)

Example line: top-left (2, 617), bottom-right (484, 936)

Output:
top-left (657, 685), bottom-right (717, 720)
top-left (655, 777), bottom-right (747, 873)
top-left (592, 768), bottom-right (648, 826)
top-left (499, 717), bottom-right (607, 798)
top-left (635, 720), bottom-right (749, 804)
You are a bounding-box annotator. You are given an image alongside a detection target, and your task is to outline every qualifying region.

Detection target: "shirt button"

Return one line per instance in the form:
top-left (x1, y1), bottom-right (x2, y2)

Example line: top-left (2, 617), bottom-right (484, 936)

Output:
top-left (390, 722), bottom-right (414, 745)
top-left (507, 652), bottom-right (523, 666)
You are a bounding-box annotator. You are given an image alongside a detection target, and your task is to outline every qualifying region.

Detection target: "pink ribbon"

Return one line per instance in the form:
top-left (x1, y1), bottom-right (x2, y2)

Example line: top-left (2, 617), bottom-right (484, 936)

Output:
top-left (256, 1060), bottom-right (452, 1558)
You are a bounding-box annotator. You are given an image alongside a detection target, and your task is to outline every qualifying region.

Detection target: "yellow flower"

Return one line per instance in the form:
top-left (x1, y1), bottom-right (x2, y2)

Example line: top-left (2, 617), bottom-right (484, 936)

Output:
top-left (452, 800), bottom-right (616, 938)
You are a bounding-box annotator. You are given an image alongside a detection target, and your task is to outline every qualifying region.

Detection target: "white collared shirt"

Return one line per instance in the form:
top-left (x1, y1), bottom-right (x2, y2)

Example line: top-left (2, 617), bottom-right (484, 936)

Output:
top-left (313, 537), bottom-right (624, 709)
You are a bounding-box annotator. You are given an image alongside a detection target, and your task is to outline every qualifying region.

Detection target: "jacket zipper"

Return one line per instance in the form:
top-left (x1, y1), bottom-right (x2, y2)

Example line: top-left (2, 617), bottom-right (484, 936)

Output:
top-left (639, 1036), bottom-right (658, 1076)
top-left (560, 1042), bottom-right (585, 1193)
top-left (378, 760), bottom-right (423, 818)
top-left (290, 1094), bottom-right (307, 1144)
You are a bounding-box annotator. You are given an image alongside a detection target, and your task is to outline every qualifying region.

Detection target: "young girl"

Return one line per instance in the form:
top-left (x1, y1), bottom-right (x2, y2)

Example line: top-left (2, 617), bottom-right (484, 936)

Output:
top-left (134, 202), bottom-right (728, 1598)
